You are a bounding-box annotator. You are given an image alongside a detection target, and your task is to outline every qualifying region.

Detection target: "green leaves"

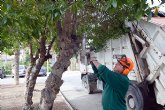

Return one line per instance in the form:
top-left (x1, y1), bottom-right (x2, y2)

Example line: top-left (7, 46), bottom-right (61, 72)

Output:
top-left (0, 1), bottom-right (53, 53)
top-left (0, 0), bottom-right (150, 53)
top-left (75, 0), bottom-right (150, 50)
top-left (90, 0), bottom-right (97, 5)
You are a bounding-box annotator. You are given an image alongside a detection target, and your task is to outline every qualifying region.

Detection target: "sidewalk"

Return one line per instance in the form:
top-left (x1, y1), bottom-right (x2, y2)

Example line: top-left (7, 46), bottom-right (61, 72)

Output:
top-left (61, 71), bottom-right (102, 110)
top-left (0, 84), bottom-right (71, 110)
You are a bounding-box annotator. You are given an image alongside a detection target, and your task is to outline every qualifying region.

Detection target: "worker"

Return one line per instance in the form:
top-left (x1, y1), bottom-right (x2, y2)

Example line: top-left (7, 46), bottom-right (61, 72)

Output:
top-left (89, 51), bottom-right (134, 110)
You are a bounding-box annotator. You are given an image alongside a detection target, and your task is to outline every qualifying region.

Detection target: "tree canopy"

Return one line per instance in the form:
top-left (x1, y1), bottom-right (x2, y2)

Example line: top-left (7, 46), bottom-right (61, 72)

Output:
top-left (1, 0), bottom-right (161, 52)
top-left (0, 0), bottom-right (59, 54)
top-left (1, 0), bottom-right (165, 109)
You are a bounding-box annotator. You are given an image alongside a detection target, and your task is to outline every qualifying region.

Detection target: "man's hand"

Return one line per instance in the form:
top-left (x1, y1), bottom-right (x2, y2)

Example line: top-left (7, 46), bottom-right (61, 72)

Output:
top-left (86, 52), bottom-right (90, 65)
top-left (86, 51), bottom-right (97, 65)
top-left (90, 51), bottom-right (97, 62)
top-left (89, 51), bottom-right (101, 68)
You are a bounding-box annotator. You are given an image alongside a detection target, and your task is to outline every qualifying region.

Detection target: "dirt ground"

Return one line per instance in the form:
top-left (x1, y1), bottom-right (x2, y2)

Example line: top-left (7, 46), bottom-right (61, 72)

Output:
top-left (0, 84), bottom-right (71, 110)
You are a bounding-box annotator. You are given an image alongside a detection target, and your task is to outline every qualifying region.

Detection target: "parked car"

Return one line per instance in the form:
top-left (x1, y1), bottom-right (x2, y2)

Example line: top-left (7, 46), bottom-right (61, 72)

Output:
top-left (32, 66), bottom-right (47, 76)
top-left (0, 67), bottom-right (6, 79)
top-left (12, 65), bottom-right (27, 78)
top-left (19, 65), bottom-right (26, 77)
top-left (38, 67), bottom-right (47, 76)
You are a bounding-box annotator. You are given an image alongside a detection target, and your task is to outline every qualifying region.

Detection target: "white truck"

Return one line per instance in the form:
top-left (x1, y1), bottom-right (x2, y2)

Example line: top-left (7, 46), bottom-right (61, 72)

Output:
top-left (80, 18), bottom-right (165, 110)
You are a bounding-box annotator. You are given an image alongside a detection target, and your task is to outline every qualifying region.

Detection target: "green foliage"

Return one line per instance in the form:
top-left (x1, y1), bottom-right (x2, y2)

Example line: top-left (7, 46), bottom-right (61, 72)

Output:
top-left (4, 63), bottom-right (12, 75)
top-left (0, 0), bottom-right (150, 53)
top-left (0, 0), bottom-right (63, 58)
top-left (76, 0), bottom-right (149, 50)
top-left (0, 59), bottom-right (12, 75)
top-left (0, 1), bottom-right (26, 54)
top-left (19, 50), bottom-right (30, 66)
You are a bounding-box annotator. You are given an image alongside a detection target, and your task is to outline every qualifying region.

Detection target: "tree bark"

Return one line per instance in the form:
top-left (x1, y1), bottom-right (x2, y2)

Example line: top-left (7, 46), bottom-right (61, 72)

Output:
top-left (25, 43), bottom-right (39, 91)
top-left (23, 60), bottom-right (45, 110)
top-left (39, 9), bottom-right (81, 110)
top-left (25, 43), bottom-right (35, 89)
top-left (14, 50), bottom-right (20, 85)
top-left (23, 31), bottom-right (55, 110)
top-left (23, 36), bottom-right (47, 110)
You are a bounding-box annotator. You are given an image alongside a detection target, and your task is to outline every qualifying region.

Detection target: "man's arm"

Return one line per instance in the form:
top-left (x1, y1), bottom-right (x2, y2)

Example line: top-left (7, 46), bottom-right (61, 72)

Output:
top-left (91, 60), bottom-right (101, 68)
top-left (91, 61), bottom-right (106, 83)
top-left (90, 61), bottom-right (98, 74)
top-left (89, 51), bottom-right (129, 92)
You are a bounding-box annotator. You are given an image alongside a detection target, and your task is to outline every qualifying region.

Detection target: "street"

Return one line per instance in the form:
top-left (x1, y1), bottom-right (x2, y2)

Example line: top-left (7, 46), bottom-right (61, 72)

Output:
top-left (0, 71), bottom-right (102, 110)
top-left (61, 71), bottom-right (102, 110)
top-left (0, 75), bottom-right (47, 85)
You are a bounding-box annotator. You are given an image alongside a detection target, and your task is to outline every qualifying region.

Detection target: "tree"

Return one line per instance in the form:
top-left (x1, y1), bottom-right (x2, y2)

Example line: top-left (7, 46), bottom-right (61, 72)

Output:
top-left (1, 0), bottom-right (163, 110)
top-left (0, 0), bottom-right (25, 85)
top-left (38, 0), bottom-right (151, 109)
top-left (1, 0), bottom-right (61, 109)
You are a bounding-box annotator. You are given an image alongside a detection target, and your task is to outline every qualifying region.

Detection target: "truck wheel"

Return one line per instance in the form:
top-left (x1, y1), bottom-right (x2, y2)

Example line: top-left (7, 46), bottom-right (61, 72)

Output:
top-left (126, 81), bottom-right (143, 110)
top-left (82, 75), bottom-right (92, 94)
top-left (1, 74), bottom-right (4, 79)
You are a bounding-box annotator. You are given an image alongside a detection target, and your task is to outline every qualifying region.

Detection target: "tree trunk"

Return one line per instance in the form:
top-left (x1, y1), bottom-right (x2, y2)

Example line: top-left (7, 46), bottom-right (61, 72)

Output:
top-left (23, 36), bottom-right (47, 110)
top-left (39, 9), bottom-right (81, 110)
top-left (23, 61), bottom-right (45, 110)
top-left (24, 65), bottom-right (34, 92)
top-left (39, 40), bottom-right (81, 109)
top-left (24, 43), bottom-right (37, 93)
top-left (14, 50), bottom-right (20, 85)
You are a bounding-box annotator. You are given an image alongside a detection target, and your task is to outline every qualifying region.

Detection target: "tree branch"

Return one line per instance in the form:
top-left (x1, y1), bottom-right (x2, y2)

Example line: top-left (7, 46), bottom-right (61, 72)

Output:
top-left (34, 48), bottom-right (39, 61)
top-left (29, 42), bottom-right (37, 65)
top-left (39, 35), bottom-right (47, 59)
top-left (46, 36), bottom-right (56, 59)
top-left (29, 42), bottom-right (33, 63)
top-left (56, 21), bottom-right (62, 37)
top-left (63, 9), bottom-right (73, 36)
top-left (72, 13), bottom-right (77, 35)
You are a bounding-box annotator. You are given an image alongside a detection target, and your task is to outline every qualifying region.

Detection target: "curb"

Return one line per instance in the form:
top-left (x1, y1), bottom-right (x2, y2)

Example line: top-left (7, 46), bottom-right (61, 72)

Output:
top-left (60, 91), bottom-right (75, 110)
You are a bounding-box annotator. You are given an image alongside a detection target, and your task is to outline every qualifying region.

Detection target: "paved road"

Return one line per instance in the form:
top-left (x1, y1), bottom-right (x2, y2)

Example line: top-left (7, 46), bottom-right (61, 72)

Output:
top-left (61, 71), bottom-right (102, 110)
top-left (0, 71), bottom-right (102, 110)
top-left (0, 75), bottom-right (47, 85)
